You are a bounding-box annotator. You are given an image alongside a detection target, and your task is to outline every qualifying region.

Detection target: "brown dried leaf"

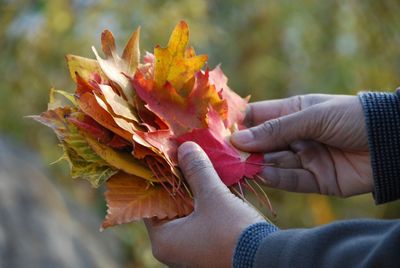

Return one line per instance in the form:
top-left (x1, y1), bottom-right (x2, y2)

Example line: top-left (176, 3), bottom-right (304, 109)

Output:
top-left (102, 172), bottom-right (193, 229)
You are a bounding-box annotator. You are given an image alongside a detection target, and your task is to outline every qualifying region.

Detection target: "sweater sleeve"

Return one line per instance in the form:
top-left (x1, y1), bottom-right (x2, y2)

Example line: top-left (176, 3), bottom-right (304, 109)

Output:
top-left (234, 219), bottom-right (400, 268)
top-left (252, 219), bottom-right (400, 268)
top-left (358, 92), bottom-right (400, 204)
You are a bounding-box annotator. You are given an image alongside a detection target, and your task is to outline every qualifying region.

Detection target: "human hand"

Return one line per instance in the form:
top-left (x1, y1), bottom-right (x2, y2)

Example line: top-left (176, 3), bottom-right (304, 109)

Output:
top-left (145, 142), bottom-right (265, 268)
top-left (231, 94), bottom-right (373, 197)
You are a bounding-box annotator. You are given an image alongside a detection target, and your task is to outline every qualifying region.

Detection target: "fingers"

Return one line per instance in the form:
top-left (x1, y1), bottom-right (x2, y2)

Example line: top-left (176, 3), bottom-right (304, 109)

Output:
top-left (290, 140), bottom-right (341, 195)
top-left (264, 151), bottom-right (302, 168)
top-left (258, 167), bottom-right (320, 193)
top-left (178, 142), bottom-right (228, 200)
top-left (232, 106), bottom-right (322, 152)
top-left (245, 94), bottom-right (333, 127)
top-left (258, 141), bottom-right (342, 195)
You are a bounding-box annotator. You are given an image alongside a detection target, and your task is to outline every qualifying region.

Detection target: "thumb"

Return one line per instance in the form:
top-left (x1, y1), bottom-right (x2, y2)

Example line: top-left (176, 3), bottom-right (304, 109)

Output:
top-left (178, 142), bottom-right (228, 201)
top-left (231, 107), bottom-right (322, 152)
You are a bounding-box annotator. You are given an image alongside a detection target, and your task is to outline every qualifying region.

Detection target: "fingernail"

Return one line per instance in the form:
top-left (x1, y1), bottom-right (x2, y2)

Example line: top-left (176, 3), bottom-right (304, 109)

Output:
top-left (232, 129), bottom-right (253, 144)
top-left (178, 141), bottom-right (200, 159)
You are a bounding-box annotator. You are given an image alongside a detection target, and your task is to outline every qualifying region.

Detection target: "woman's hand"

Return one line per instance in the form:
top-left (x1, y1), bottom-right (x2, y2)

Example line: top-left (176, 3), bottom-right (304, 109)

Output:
top-left (231, 94), bottom-right (373, 197)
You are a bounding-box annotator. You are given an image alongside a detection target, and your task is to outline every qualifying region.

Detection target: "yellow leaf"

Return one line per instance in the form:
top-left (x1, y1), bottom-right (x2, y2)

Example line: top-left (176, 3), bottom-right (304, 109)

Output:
top-left (84, 134), bottom-right (157, 182)
top-left (167, 20), bottom-right (189, 57)
top-left (154, 21), bottom-right (208, 91)
top-left (65, 54), bottom-right (106, 82)
top-left (167, 55), bottom-right (208, 90)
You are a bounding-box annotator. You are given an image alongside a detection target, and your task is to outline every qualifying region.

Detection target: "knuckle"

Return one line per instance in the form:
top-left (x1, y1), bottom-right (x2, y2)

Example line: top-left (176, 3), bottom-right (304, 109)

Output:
top-left (290, 94), bottom-right (327, 111)
top-left (243, 104), bottom-right (254, 127)
top-left (257, 118), bottom-right (282, 138)
top-left (288, 95), bottom-right (303, 112)
top-left (305, 94), bottom-right (320, 106)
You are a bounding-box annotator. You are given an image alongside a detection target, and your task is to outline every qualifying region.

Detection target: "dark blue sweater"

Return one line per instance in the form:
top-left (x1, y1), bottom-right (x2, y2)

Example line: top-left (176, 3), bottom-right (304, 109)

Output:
top-left (233, 92), bottom-right (400, 268)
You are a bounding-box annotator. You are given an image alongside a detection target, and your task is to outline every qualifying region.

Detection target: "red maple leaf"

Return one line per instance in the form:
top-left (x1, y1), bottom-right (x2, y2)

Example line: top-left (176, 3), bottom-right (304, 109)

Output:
top-left (176, 109), bottom-right (263, 186)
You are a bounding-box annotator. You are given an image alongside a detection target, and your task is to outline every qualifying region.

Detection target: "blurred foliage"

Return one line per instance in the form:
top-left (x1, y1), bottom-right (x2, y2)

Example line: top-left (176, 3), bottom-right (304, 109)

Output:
top-left (1, 0), bottom-right (400, 267)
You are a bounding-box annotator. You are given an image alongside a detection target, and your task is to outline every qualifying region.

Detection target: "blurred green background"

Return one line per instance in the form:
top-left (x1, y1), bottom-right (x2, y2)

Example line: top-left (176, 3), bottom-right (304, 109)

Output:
top-left (1, 0), bottom-right (400, 267)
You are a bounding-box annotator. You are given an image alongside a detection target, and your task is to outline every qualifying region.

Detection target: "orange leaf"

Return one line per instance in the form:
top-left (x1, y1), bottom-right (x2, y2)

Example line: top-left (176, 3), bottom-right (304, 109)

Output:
top-left (132, 72), bottom-right (195, 135)
top-left (78, 91), bottom-right (133, 142)
top-left (102, 172), bottom-right (193, 229)
top-left (132, 70), bottom-right (226, 136)
top-left (189, 70), bottom-right (228, 125)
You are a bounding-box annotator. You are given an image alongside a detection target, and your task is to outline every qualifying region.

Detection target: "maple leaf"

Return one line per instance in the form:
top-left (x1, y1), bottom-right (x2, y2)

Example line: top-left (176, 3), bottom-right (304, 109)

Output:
top-left (154, 20), bottom-right (208, 91)
top-left (131, 68), bottom-right (226, 136)
top-left (176, 109), bottom-right (264, 186)
top-left (102, 171), bottom-right (193, 229)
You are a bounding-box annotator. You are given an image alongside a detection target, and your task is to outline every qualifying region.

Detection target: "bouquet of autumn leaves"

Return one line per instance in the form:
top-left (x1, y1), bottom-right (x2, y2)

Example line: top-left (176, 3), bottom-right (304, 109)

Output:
top-left (33, 21), bottom-right (269, 230)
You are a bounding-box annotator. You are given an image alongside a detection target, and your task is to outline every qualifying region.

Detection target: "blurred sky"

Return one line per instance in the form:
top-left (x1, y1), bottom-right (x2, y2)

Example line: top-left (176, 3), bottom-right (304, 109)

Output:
top-left (1, 1), bottom-right (400, 267)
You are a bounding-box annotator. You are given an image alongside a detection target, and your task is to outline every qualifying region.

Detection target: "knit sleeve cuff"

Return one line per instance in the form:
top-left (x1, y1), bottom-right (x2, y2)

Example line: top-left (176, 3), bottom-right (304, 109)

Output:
top-left (358, 92), bottom-right (400, 204)
top-left (233, 222), bottom-right (279, 268)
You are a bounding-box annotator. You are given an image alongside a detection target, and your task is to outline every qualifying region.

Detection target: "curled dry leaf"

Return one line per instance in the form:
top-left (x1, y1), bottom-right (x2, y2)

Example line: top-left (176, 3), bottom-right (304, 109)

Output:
top-left (33, 20), bottom-right (268, 229)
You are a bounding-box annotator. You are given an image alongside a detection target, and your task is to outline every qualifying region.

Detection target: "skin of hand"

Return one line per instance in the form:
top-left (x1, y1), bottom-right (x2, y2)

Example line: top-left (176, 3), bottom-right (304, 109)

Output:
top-left (145, 142), bottom-right (265, 268)
top-left (231, 94), bottom-right (373, 197)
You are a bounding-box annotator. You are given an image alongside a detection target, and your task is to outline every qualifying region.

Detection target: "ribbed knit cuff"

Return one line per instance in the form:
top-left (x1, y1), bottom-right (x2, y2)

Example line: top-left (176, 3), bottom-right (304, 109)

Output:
top-left (233, 222), bottom-right (279, 268)
top-left (358, 92), bottom-right (400, 204)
